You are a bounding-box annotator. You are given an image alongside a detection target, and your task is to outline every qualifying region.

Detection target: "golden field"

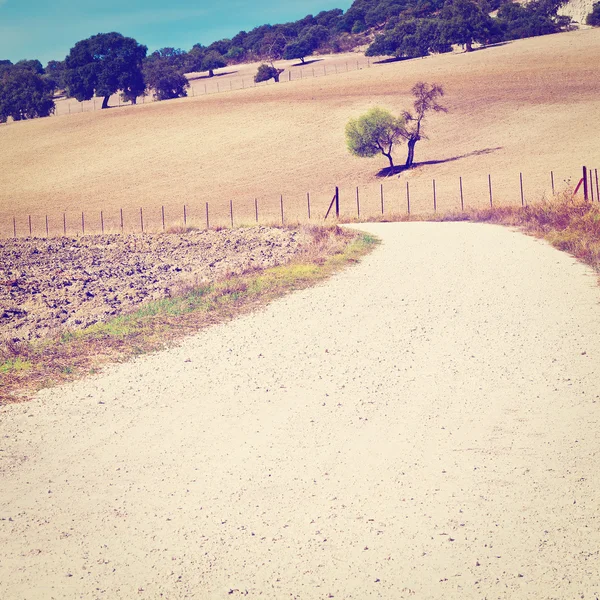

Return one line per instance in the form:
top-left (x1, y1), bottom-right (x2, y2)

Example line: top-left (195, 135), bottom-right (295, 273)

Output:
top-left (1, 28), bottom-right (600, 236)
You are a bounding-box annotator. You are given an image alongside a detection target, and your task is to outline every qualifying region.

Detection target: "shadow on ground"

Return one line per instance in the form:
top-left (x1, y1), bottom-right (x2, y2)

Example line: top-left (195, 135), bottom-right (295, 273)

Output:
top-left (376, 147), bottom-right (503, 177)
top-left (291, 59), bottom-right (323, 67)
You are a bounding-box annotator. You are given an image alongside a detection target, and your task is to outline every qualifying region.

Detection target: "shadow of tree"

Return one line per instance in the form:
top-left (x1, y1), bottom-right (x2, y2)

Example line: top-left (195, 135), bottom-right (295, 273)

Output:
top-left (187, 70), bottom-right (239, 81)
top-left (376, 147), bottom-right (503, 178)
top-left (291, 58), bottom-right (324, 67)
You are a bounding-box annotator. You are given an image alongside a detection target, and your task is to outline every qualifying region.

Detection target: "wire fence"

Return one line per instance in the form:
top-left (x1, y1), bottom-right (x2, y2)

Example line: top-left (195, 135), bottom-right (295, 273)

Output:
top-left (46, 57), bottom-right (374, 117)
top-left (3, 166), bottom-right (597, 240)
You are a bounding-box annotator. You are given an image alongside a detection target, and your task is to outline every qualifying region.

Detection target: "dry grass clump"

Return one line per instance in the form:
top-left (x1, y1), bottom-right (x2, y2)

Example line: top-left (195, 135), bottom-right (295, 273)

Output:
top-left (0, 225), bottom-right (377, 405)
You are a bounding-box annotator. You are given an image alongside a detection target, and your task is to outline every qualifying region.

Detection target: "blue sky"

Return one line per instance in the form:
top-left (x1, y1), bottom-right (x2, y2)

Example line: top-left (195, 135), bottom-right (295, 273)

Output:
top-left (0, 0), bottom-right (353, 65)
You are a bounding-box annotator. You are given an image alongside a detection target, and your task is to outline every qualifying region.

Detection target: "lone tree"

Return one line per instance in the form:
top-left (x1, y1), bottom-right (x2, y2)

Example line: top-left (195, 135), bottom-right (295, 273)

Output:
top-left (64, 32), bottom-right (147, 108)
top-left (143, 53), bottom-right (189, 101)
top-left (587, 1), bottom-right (600, 24)
top-left (201, 50), bottom-right (226, 77)
top-left (0, 66), bottom-right (55, 122)
top-left (401, 82), bottom-right (447, 168)
top-left (345, 107), bottom-right (406, 168)
top-left (254, 63), bottom-right (284, 83)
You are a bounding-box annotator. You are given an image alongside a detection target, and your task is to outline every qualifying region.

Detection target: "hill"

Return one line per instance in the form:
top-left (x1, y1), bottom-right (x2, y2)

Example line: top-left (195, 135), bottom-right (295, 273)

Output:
top-left (1, 28), bottom-right (599, 236)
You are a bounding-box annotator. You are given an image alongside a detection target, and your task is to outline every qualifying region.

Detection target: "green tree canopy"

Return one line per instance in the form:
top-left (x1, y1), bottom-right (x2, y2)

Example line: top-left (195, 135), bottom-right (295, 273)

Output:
top-left (201, 50), bottom-right (227, 77)
top-left (345, 107), bottom-right (406, 168)
top-left (143, 53), bottom-right (189, 101)
top-left (0, 67), bottom-right (55, 123)
top-left (587, 1), bottom-right (600, 25)
top-left (64, 32), bottom-right (147, 108)
top-left (254, 63), bottom-right (285, 83)
top-left (440, 0), bottom-right (496, 51)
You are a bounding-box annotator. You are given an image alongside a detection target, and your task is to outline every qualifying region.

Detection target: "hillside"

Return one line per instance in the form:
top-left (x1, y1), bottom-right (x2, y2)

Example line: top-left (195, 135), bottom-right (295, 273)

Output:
top-left (1, 28), bottom-right (599, 236)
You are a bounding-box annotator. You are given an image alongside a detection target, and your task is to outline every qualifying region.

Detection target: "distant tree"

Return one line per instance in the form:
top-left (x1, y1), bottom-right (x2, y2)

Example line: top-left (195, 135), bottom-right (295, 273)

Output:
top-left (345, 107), bottom-right (406, 168)
top-left (254, 63), bottom-right (285, 83)
top-left (185, 44), bottom-right (206, 72)
top-left (283, 38), bottom-right (314, 63)
top-left (0, 60), bottom-right (13, 77)
top-left (440, 0), bottom-right (496, 51)
top-left (401, 82), bottom-right (447, 168)
top-left (0, 68), bottom-right (55, 122)
top-left (226, 46), bottom-right (246, 62)
top-left (151, 47), bottom-right (188, 71)
top-left (14, 59), bottom-right (45, 74)
top-left (143, 54), bottom-right (189, 100)
top-left (201, 50), bottom-right (226, 77)
top-left (44, 60), bottom-right (67, 92)
top-left (586, 1), bottom-right (600, 24)
top-left (496, 0), bottom-right (570, 40)
top-left (64, 32), bottom-right (147, 109)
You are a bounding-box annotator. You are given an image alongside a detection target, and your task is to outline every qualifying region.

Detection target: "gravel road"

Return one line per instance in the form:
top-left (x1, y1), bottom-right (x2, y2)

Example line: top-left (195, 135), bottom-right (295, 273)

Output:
top-left (1, 222), bottom-right (599, 599)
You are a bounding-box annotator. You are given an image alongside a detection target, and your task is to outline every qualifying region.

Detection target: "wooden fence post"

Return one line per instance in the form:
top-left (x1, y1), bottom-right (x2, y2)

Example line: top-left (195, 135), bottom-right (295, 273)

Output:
top-left (356, 186), bottom-right (360, 217)
top-left (335, 187), bottom-right (339, 218)
top-left (13, 217), bottom-right (16, 238)
top-left (460, 177), bottom-right (464, 211)
top-left (46, 215), bottom-right (49, 237)
top-left (184, 205), bottom-right (187, 226)
top-left (162, 206), bottom-right (165, 231)
top-left (81, 212), bottom-right (85, 235)
top-left (583, 166), bottom-right (588, 201)
top-left (307, 192), bottom-right (311, 219)
top-left (551, 171), bottom-right (555, 195)
top-left (63, 213), bottom-right (67, 236)
top-left (596, 169), bottom-right (599, 202)
top-left (140, 207), bottom-right (144, 233)
top-left (206, 202), bottom-right (210, 229)
top-left (406, 181), bottom-right (410, 215)
top-left (101, 210), bottom-right (104, 234)
top-left (255, 198), bottom-right (259, 223)
top-left (433, 179), bottom-right (437, 212)
top-left (28, 215), bottom-right (32, 237)
top-left (120, 208), bottom-right (123, 234)
top-left (590, 168), bottom-right (595, 202)
top-left (488, 174), bottom-right (493, 208)
top-left (230, 199), bottom-right (233, 227)
top-left (280, 195), bottom-right (284, 224)
top-left (520, 172), bottom-right (524, 207)
top-left (380, 184), bottom-right (384, 214)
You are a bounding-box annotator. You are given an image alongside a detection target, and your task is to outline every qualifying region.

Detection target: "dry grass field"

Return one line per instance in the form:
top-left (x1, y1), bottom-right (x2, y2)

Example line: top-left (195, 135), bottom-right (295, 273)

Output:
top-left (1, 28), bottom-right (600, 237)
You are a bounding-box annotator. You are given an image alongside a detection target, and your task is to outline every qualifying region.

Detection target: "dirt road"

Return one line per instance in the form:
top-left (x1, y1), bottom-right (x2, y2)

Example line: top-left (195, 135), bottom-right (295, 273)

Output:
top-left (1, 223), bottom-right (599, 599)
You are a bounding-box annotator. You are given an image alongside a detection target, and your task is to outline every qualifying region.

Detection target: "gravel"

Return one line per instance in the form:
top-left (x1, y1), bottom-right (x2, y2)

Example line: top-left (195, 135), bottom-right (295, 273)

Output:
top-left (1, 222), bottom-right (599, 599)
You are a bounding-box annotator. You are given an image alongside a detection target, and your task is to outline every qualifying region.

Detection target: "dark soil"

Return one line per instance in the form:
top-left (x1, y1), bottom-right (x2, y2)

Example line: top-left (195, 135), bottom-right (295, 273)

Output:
top-left (0, 227), bottom-right (308, 342)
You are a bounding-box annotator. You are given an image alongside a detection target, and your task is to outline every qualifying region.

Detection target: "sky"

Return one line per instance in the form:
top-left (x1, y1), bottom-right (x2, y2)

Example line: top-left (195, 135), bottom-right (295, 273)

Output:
top-left (0, 0), bottom-right (353, 65)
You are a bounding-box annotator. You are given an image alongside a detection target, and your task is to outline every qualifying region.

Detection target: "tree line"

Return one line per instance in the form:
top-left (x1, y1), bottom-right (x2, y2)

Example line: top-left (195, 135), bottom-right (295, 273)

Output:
top-left (1, 0), bottom-right (591, 123)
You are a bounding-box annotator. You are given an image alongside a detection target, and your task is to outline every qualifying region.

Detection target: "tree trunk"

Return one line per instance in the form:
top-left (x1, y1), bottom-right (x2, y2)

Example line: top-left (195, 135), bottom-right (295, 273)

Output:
top-left (466, 41), bottom-right (473, 52)
top-left (301, 57), bottom-right (305, 64)
top-left (383, 152), bottom-right (394, 168)
top-left (405, 138), bottom-right (417, 168)
top-left (131, 97), bottom-right (137, 105)
top-left (209, 69), bottom-right (214, 77)
top-left (101, 95), bottom-right (110, 109)
top-left (273, 73), bottom-right (280, 82)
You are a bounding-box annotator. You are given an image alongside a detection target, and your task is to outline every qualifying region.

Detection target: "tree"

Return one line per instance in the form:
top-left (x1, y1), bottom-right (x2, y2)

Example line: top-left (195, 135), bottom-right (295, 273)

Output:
top-left (44, 60), bottom-right (67, 93)
top-left (345, 107), bottom-right (406, 168)
top-left (401, 82), bottom-right (447, 168)
top-left (283, 38), bottom-right (314, 63)
top-left (0, 67), bottom-right (55, 122)
top-left (586, 1), bottom-right (600, 24)
top-left (440, 0), bottom-right (496, 51)
top-left (254, 63), bottom-right (285, 83)
top-left (64, 32), bottom-right (147, 109)
top-left (201, 50), bottom-right (226, 77)
top-left (143, 54), bottom-right (189, 100)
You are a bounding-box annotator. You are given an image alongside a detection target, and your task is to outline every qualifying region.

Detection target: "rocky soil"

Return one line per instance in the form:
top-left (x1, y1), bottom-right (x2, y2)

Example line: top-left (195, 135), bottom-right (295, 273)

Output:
top-left (0, 227), bottom-right (308, 343)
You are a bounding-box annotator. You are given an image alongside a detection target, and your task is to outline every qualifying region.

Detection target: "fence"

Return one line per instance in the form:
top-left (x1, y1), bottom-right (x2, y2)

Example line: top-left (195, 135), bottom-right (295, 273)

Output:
top-left (42, 57), bottom-right (374, 118)
top-left (3, 165), bottom-right (597, 240)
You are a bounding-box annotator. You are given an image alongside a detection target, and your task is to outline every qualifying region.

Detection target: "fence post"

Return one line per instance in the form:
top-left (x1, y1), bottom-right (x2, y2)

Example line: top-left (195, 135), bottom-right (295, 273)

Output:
top-left (140, 207), bottom-right (144, 233)
top-left (46, 215), bottom-right (49, 237)
top-left (184, 205), bottom-right (187, 226)
top-left (28, 215), bottom-right (32, 237)
top-left (162, 206), bottom-right (165, 231)
top-left (520, 172), bottom-right (524, 207)
top-left (206, 202), bottom-right (210, 229)
top-left (551, 170), bottom-right (555, 195)
top-left (596, 169), bottom-right (599, 202)
top-left (590, 168), bottom-right (595, 202)
top-left (230, 199), bottom-right (233, 227)
top-left (583, 166), bottom-right (588, 200)
top-left (335, 187), bottom-right (339, 218)
top-left (101, 210), bottom-right (104, 234)
top-left (488, 174), bottom-right (493, 208)
top-left (380, 184), bottom-right (384, 214)
top-left (307, 192), bottom-right (311, 220)
top-left (81, 212), bottom-right (85, 235)
top-left (13, 217), bottom-right (16, 238)
top-left (63, 213), bottom-right (67, 236)
top-left (280, 195), bottom-right (285, 224)
top-left (433, 179), bottom-right (437, 212)
top-left (459, 177), bottom-right (464, 211)
top-left (356, 186), bottom-right (360, 217)
top-left (120, 208), bottom-right (123, 234)
top-left (406, 181), bottom-right (410, 215)
top-left (255, 198), bottom-right (259, 222)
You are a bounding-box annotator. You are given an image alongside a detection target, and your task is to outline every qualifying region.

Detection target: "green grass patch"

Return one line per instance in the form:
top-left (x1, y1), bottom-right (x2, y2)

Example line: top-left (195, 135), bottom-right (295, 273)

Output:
top-left (0, 228), bottom-right (378, 405)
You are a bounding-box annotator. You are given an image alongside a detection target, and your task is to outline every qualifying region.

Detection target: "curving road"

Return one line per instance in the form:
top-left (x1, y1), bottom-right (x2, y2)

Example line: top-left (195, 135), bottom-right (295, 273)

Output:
top-left (1, 222), bottom-right (599, 599)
